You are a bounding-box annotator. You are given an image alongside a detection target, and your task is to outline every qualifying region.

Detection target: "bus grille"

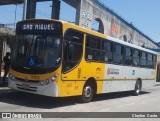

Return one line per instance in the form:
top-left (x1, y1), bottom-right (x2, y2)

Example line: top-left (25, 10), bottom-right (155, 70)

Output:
top-left (15, 77), bottom-right (40, 83)
top-left (16, 84), bottom-right (37, 92)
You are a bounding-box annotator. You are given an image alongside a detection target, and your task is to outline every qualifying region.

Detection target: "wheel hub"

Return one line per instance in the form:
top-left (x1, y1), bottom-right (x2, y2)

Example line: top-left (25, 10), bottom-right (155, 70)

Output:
top-left (84, 86), bottom-right (92, 98)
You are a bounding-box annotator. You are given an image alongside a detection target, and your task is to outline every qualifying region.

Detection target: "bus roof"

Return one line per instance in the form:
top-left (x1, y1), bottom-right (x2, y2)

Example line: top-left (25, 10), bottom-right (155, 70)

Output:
top-left (107, 36), bottom-right (157, 55)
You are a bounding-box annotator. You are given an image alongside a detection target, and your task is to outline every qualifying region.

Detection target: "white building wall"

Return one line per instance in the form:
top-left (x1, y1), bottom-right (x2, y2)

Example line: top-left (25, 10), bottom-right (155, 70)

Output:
top-left (76, 0), bottom-right (159, 49)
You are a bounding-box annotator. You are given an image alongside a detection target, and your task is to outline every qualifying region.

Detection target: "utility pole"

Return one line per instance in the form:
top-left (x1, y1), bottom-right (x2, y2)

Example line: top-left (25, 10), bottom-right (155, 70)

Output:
top-left (23, 0), bottom-right (36, 20)
top-left (0, 39), bottom-right (3, 78)
top-left (26, 0), bottom-right (36, 19)
top-left (23, 0), bottom-right (27, 20)
top-left (51, 0), bottom-right (61, 19)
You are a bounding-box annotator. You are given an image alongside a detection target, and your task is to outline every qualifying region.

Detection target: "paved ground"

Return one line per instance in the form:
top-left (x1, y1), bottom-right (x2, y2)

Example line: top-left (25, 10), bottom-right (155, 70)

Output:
top-left (0, 85), bottom-right (160, 121)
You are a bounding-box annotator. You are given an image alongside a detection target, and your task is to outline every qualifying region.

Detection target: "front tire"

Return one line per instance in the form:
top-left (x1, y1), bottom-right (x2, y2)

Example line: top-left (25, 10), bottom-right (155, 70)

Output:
top-left (80, 83), bottom-right (94, 103)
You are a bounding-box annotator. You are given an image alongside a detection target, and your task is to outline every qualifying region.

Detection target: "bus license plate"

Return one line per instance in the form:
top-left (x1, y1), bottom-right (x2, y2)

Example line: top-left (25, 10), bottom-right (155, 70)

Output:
top-left (22, 83), bottom-right (30, 89)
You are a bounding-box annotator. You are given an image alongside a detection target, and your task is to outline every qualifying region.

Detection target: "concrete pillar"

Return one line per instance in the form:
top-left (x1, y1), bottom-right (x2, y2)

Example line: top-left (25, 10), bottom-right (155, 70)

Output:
top-left (26, 0), bottom-right (37, 19)
top-left (51, 0), bottom-right (61, 19)
top-left (75, 0), bottom-right (82, 25)
top-left (78, 0), bottom-right (93, 28)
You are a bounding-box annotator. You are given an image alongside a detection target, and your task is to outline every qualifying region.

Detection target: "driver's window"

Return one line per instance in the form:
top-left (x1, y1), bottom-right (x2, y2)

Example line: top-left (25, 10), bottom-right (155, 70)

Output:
top-left (63, 29), bottom-right (84, 73)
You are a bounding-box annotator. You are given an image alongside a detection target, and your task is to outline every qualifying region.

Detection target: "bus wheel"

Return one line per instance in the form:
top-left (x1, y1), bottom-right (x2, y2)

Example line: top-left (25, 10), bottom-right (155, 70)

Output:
top-left (133, 80), bottom-right (142, 96)
top-left (80, 83), bottom-right (94, 103)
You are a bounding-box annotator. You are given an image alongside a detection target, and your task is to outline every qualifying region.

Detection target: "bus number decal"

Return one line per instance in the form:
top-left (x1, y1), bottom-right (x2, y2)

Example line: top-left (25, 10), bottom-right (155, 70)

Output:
top-left (77, 68), bottom-right (82, 79)
top-left (32, 76), bottom-right (40, 80)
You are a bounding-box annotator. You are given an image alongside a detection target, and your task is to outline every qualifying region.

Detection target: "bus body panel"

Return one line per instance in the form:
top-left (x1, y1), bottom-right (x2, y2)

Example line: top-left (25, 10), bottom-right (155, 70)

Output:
top-left (102, 64), bottom-right (156, 93)
top-left (104, 64), bottom-right (155, 80)
top-left (61, 59), bottom-right (105, 96)
top-left (61, 24), bottom-right (105, 96)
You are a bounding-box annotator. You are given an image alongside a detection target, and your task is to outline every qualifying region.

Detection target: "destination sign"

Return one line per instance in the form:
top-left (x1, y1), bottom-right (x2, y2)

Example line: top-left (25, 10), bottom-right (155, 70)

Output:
top-left (16, 20), bottom-right (62, 35)
top-left (22, 24), bottom-right (55, 31)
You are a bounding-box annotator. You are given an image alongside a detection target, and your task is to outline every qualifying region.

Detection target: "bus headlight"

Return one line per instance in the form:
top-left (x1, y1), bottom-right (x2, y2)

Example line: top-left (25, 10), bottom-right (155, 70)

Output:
top-left (9, 73), bottom-right (15, 80)
top-left (51, 74), bottom-right (59, 81)
top-left (40, 74), bottom-right (59, 85)
top-left (40, 79), bottom-right (52, 85)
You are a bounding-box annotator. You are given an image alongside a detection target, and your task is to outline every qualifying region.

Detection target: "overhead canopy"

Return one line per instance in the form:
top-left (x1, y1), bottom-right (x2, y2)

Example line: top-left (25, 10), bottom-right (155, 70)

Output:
top-left (0, 0), bottom-right (52, 5)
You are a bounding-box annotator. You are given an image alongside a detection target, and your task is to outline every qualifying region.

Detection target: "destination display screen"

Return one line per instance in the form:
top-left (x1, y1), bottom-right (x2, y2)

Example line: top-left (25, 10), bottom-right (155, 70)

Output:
top-left (16, 20), bottom-right (62, 35)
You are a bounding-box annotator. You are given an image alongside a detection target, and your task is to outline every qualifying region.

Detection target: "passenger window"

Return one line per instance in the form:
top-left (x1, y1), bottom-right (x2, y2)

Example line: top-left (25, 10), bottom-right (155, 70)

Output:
top-left (140, 52), bottom-right (147, 68)
top-left (85, 35), bottom-right (101, 61)
top-left (133, 49), bottom-right (140, 66)
top-left (63, 29), bottom-right (84, 73)
top-left (124, 47), bottom-right (132, 65)
top-left (101, 40), bottom-right (113, 63)
top-left (147, 54), bottom-right (153, 68)
top-left (153, 55), bottom-right (157, 69)
top-left (102, 41), bottom-right (112, 51)
top-left (113, 44), bottom-right (124, 64)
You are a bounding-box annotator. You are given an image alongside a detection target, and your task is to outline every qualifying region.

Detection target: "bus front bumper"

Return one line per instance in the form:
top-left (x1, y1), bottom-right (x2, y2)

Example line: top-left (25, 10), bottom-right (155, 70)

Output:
top-left (8, 77), bottom-right (59, 97)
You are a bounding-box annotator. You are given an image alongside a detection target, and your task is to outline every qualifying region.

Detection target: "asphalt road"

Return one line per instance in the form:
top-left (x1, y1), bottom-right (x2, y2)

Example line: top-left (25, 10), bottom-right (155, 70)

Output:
top-left (0, 85), bottom-right (160, 121)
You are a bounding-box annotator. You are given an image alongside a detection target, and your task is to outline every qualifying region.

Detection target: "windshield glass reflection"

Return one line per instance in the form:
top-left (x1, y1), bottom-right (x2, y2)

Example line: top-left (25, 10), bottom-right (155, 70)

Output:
top-left (12, 35), bottom-right (61, 68)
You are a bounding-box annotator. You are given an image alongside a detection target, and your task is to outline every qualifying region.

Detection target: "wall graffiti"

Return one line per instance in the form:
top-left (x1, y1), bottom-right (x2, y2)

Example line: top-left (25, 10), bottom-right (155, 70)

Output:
top-left (109, 19), bottom-right (134, 44)
top-left (79, 0), bottom-right (158, 49)
top-left (109, 19), bottom-right (120, 39)
top-left (81, 11), bottom-right (92, 28)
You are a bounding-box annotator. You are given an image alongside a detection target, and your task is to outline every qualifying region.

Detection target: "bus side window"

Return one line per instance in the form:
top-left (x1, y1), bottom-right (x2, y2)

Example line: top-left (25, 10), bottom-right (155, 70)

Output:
top-left (63, 29), bottom-right (84, 73)
top-left (133, 49), bottom-right (140, 67)
top-left (85, 35), bottom-right (101, 62)
top-left (153, 55), bottom-right (157, 69)
top-left (147, 53), bottom-right (153, 68)
top-left (113, 44), bottom-right (124, 64)
top-left (140, 51), bottom-right (147, 68)
top-left (124, 47), bottom-right (132, 66)
top-left (101, 40), bottom-right (113, 63)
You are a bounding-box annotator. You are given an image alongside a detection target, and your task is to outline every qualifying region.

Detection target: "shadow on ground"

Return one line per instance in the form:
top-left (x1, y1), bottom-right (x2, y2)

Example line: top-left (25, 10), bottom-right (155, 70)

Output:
top-left (0, 86), bottom-right (150, 109)
top-left (93, 91), bottom-right (150, 102)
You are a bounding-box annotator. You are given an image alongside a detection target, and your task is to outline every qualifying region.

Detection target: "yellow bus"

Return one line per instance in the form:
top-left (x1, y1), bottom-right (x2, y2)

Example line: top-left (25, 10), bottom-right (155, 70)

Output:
top-left (8, 19), bottom-right (157, 103)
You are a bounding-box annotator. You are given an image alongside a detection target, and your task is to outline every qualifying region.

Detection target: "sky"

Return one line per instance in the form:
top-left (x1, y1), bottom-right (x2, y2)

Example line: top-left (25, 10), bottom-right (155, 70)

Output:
top-left (0, 0), bottom-right (160, 42)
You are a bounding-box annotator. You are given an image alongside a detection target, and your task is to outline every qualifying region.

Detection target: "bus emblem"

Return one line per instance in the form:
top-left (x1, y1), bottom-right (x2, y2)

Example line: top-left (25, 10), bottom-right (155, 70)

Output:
top-left (107, 68), bottom-right (119, 75)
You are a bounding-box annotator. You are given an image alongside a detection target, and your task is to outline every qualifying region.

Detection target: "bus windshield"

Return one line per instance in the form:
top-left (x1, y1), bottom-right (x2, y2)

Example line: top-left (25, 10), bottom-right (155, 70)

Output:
top-left (11, 35), bottom-right (61, 72)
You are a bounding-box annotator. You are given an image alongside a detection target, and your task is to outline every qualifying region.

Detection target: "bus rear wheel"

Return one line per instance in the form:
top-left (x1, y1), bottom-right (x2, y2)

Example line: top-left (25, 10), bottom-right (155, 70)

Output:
top-left (80, 83), bottom-right (94, 103)
top-left (133, 80), bottom-right (142, 96)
